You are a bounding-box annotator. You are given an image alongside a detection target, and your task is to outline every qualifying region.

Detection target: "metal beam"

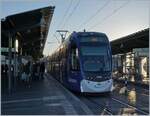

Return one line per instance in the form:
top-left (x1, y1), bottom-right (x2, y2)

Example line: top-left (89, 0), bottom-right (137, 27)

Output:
top-left (2, 22), bottom-right (41, 34)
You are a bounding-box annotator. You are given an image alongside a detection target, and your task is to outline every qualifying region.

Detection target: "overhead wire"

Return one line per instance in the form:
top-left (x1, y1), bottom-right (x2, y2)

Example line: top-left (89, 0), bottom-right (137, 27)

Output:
top-left (54, 0), bottom-right (80, 41)
top-left (77, 0), bottom-right (110, 31)
top-left (61, 0), bottom-right (81, 30)
top-left (53, 33), bottom-right (61, 44)
top-left (48, 0), bottom-right (73, 45)
top-left (88, 0), bottom-right (130, 30)
top-left (56, 0), bottom-right (73, 29)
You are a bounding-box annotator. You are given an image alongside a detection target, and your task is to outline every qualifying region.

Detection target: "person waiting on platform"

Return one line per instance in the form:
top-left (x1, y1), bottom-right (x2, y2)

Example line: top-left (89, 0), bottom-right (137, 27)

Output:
top-left (21, 61), bottom-right (31, 88)
top-left (21, 63), bottom-right (27, 84)
top-left (39, 62), bottom-right (45, 80)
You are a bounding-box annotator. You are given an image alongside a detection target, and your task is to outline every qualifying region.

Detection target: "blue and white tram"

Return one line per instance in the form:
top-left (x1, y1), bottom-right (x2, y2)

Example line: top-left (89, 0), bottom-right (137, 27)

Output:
top-left (47, 31), bottom-right (113, 93)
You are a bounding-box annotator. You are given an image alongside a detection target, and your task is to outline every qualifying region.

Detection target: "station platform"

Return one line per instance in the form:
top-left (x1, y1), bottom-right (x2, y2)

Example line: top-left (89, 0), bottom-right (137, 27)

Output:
top-left (1, 73), bottom-right (93, 115)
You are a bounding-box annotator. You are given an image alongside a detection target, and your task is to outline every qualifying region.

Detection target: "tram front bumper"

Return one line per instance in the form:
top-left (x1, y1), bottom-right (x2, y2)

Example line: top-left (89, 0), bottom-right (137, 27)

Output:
top-left (80, 79), bottom-right (113, 93)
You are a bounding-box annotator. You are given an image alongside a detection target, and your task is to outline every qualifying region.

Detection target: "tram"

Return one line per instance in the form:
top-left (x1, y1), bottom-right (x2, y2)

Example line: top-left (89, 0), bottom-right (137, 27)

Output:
top-left (47, 31), bottom-right (113, 93)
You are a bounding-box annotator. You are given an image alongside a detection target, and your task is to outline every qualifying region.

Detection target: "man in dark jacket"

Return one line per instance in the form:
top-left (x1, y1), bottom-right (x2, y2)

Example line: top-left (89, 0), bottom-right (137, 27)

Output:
top-left (39, 62), bottom-right (45, 80)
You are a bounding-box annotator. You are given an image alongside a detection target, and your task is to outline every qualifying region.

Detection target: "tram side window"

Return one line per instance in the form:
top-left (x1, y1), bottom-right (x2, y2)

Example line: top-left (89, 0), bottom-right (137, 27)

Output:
top-left (71, 46), bottom-right (80, 71)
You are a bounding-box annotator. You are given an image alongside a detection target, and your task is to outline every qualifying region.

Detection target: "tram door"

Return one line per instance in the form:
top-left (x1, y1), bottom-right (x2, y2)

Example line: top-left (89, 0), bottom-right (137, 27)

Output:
top-left (70, 44), bottom-right (80, 71)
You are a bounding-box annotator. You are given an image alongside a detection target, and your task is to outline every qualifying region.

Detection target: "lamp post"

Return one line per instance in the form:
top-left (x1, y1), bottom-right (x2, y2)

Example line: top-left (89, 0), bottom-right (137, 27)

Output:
top-left (8, 32), bottom-right (12, 94)
top-left (15, 39), bottom-right (19, 53)
top-left (14, 39), bottom-right (19, 88)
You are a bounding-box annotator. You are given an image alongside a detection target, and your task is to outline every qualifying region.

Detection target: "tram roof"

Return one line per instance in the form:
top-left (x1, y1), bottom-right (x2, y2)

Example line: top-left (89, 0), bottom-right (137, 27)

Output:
top-left (1, 6), bottom-right (55, 60)
top-left (111, 28), bottom-right (149, 55)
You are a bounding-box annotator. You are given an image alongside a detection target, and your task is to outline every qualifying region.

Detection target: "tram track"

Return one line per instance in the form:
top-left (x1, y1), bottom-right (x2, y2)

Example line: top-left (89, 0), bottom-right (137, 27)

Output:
top-left (74, 93), bottom-right (149, 115)
top-left (87, 96), bottom-right (148, 115)
top-left (112, 84), bottom-right (149, 114)
top-left (87, 97), bottom-right (113, 115)
top-left (79, 95), bottom-right (114, 115)
top-left (114, 85), bottom-right (149, 97)
top-left (111, 97), bottom-right (149, 115)
top-left (112, 84), bottom-right (149, 112)
top-left (113, 82), bottom-right (149, 95)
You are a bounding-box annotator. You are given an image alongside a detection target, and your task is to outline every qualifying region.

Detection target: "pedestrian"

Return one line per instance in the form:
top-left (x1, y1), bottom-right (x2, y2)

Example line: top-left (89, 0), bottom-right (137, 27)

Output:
top-left (21, 63), bottom-right (27, 85)
top-left (19, 63), bottom-right (23, 82)
top-left (39, 62), bottom-right (45, 80)
top-left (2, 64), bottom-right (5, 89)
top-left (5, 64), bottom-right (8, 87)
top-left (2, 64), bottom-right (5, 77)
top-left (29, 61), bottom-right (33, 82)
top-left (37, 62), bottom-right (40, 80)
top-left (21, 61), bottom-right (31, 88)
top-left (26, 61), bottom-right (32, 88)
top-left (32, 62), bottom-right (36, 80)
top-left (124, 76), bottom-right (128, 94)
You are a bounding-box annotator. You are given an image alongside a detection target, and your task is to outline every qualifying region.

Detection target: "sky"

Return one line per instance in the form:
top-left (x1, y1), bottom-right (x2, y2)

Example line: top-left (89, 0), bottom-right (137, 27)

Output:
top-left (1, 0), bottom-right (149, 56)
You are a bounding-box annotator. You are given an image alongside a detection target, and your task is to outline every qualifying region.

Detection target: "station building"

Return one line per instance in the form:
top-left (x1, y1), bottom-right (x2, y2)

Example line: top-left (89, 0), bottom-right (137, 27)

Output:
top-left (1, 6), bottom-right (55, 91)
top-left (111, 28), bottom-right (149, 85)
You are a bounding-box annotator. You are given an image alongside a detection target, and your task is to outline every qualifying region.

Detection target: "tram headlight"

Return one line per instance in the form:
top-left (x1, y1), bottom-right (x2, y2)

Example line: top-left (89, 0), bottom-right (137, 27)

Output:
top-left (88, 76), bottom-right (92, 80)
top-left (86, 76), bottom-right (93, 80)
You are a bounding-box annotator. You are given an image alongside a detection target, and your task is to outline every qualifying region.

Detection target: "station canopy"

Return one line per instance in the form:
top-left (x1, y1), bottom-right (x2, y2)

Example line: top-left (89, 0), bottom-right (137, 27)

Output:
top-left (111, 28), bottom-right (149, 55)
top-left (1, 6), bottom-right (55, 60)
